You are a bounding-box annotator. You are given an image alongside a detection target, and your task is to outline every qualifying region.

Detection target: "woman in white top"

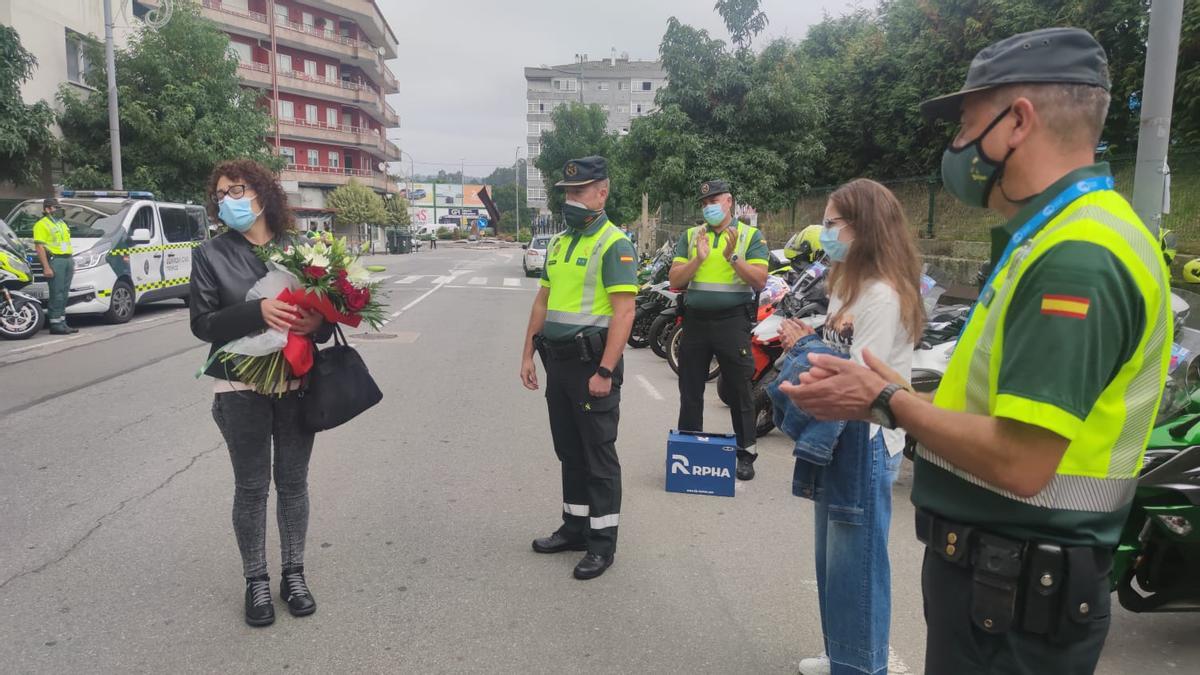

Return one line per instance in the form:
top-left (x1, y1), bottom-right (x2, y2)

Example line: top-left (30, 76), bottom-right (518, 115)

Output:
top-left (778, 178), bottom-right (925, 675)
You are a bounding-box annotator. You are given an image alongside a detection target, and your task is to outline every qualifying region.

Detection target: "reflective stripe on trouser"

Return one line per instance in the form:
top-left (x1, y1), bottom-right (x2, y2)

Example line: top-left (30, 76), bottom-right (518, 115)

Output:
top-left (47, 256), bottom-right (74, 324)
top-left (677, 313), bottom-right (757, 452)
top-left (542, 353), bottom-right (622, 556)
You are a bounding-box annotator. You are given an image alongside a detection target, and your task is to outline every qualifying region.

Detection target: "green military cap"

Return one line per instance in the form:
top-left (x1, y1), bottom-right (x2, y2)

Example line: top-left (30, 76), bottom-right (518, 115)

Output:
top-left (555, 156), bottom-right (608, 187)
top-left (43, 197), bottom-right (60, 208)
top-left (920, 27), bottom-right (1110, 122)
top-left (698, 179), bottom-right (731, 201)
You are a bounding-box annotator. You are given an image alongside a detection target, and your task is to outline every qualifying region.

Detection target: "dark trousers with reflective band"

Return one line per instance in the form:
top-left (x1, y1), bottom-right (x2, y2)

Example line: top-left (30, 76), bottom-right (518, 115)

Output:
top-left (922, 549), bottom-right (1111, 674)
top-left (677, 312), bottom-right (756, 454)
top-left (46, 256), bottom-right (74, 325)
top-left (542, 352), bottom-right (622, 557)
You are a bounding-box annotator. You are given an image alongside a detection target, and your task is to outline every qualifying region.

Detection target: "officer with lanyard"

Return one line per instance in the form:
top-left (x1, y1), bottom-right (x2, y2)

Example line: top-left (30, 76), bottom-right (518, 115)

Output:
top-left (781, 29), bottom-right (1171, 672)
top-left (33, 198), bottom-right (78, 335)
top-left (520, 156), bottom-right (638, 580)
top-left (669, 180), bottom-right (769, 480)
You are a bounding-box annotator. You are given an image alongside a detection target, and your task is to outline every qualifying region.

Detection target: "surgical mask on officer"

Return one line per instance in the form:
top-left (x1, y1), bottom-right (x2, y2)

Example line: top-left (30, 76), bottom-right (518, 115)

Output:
top-left (941, 106), bottom-right (1014, 208)
top-left (562, 200), bottom-right (603, 230)
top-left (218, 195), bottom-right (263, 233)
top-left (819, 222), bottom-right (851, 262)
top-left (702, 203), bottom-right (726, 226)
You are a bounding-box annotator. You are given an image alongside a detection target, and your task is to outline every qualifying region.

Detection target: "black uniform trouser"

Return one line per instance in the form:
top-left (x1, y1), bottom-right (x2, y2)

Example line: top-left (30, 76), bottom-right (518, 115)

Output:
top-left (677, 312), bottom-right (756, 455)
top-left (921, 549), bottom-right (1111, 674)
top-left (542, 353), bottom-right (623, 557)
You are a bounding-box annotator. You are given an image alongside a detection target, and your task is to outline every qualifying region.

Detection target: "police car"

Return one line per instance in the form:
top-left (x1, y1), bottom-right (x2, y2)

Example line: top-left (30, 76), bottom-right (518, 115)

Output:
top-left (4, 190), bottom-right (210, 324)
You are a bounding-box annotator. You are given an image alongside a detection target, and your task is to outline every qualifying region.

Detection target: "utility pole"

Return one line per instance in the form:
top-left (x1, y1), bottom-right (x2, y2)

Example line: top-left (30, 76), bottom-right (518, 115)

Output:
top-left (514, 146), bottom-right (521, 242)
top-left (268, 0), bottom-right (281, 154)
top-left (102, 0), bottom-right (123, 189)
top-left (461, 157), bottom-right (466, 231)
top-left (1131, 0), bottom-right (1184, 236)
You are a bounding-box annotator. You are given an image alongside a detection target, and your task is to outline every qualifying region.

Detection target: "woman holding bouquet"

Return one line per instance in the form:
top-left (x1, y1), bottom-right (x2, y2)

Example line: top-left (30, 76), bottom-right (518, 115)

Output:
top-left (191, 158), bottom-right (331, 627)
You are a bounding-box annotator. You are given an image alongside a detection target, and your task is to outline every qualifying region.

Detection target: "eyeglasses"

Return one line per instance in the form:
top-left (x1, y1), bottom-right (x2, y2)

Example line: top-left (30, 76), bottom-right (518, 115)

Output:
top-left (213, 184), bottom-right (248, 201)
top-left (822, 217), bottom-right (846, 228)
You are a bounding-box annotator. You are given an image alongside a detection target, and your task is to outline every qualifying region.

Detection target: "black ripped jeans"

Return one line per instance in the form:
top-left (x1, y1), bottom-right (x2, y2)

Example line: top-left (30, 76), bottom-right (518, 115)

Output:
top-left (212, 391), bottom-right (315, 579)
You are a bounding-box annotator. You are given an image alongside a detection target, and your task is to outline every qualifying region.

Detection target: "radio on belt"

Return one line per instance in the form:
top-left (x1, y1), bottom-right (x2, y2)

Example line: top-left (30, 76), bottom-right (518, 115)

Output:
top-left (665, 430), bottom-right (738, 497)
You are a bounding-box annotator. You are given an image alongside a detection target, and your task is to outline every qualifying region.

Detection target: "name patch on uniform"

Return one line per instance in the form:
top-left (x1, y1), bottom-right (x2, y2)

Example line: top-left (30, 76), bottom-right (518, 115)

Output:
top-left (1041, 294), bottom-right (1090, 319)
top-left (576, 257), bottom-right (588, 266)
top-left (619, 256), bottom-right (634, 263)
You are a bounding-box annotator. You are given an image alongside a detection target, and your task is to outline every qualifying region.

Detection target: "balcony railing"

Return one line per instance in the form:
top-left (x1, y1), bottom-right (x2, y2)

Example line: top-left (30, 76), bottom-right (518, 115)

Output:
top-left (277, 118), bottom-right (394, 154)
top-left (281, 165), bottom-right (396, 193)
top-left (274, 15), bottom-right (369, 49)
top-left (236, 62), bottom-right (394, 126)
top-left (201, 0), bottom-right (266, 23)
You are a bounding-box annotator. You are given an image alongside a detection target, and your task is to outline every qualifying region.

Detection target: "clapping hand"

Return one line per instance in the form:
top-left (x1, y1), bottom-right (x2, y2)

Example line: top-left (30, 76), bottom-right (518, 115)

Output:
top-left (779, 318), bottom-right (814, 350)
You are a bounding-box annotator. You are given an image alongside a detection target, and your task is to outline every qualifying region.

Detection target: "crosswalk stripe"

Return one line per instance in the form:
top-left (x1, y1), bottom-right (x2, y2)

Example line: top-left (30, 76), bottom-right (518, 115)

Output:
top-left (468, 277), bottom-right (487, 285)
top-left (433, 275), bottom-right (455, 284)
top-left (394, 275), bottom-right (424, 285)
top-left (372, 274), bottom-right (395, 282)
top-left (503, 278), bottom-right (521, 287)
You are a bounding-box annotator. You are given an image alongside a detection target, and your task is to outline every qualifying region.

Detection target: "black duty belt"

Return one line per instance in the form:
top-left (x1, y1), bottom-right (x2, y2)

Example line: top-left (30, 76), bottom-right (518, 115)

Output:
top-left (915, 508), bottom-right (1111, 641)
top-left (49, 253), bottom-right (74, 258)
top-left (685, 305), bottom-right (752, 321)
top-left (535, 331), bottom-right (607, 362)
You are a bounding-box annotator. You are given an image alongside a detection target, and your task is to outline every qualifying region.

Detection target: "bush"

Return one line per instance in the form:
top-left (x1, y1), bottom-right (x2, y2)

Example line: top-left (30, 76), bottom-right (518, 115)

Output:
top-left (436, 226), bottom-right (452, 240)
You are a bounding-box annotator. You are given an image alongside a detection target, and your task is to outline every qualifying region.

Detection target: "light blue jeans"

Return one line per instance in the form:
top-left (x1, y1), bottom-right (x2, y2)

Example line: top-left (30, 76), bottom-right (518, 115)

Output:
top-left (811, 428), bottom-right (902, 675)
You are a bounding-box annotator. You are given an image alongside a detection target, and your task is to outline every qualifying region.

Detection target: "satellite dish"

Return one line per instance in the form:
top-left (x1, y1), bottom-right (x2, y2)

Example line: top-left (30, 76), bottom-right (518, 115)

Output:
top-left (377, 161), bottom-right (387, 172)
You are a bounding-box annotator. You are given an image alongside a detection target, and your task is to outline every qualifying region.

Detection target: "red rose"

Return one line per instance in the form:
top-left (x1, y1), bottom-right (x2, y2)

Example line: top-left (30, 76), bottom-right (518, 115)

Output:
top-left (304, 265), bottom-right (327, 280)
top-left (337, 269), bottom-right (349, 279)
top-left (345, 288), bottom-right (369, 312)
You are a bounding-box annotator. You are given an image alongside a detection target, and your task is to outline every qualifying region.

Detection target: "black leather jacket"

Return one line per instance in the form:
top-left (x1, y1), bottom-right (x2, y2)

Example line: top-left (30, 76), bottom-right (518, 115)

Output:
top-left (190, 231), bottom-right (332, 381)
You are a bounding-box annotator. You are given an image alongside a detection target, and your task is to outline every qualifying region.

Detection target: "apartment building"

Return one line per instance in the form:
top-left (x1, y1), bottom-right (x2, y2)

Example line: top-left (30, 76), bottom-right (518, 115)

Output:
top-left (138, 0), bottom-right (401, 230)
top-left (524, 54), bottom-right (666, 211)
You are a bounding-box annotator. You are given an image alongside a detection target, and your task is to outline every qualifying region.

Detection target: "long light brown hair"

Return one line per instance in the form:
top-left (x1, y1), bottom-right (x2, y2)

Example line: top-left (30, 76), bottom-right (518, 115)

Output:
top-left (826, 179), bottom-right (925, 340)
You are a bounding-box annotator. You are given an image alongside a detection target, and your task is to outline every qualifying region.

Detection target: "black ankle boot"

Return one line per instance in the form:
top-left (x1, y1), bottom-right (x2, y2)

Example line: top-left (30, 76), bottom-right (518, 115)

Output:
top-left (280, 566), bottom-right (317, 617)
top-left (244, 575), bottom-right (275, 627)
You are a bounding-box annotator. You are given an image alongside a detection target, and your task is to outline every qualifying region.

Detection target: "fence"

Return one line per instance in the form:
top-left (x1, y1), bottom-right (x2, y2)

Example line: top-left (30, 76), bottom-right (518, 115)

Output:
top-left (654, 147), bottom-right (1200, 257)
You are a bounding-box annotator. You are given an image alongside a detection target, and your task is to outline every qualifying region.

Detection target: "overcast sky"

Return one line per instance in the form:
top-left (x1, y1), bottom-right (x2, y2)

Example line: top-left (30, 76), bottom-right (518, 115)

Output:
top-left (378, 0), bottom-right (862, 177)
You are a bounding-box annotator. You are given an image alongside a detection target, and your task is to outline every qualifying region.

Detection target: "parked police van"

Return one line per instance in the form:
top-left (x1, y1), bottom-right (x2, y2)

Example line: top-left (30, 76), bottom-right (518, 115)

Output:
top-left (4, 190), bottom-right (210, 324)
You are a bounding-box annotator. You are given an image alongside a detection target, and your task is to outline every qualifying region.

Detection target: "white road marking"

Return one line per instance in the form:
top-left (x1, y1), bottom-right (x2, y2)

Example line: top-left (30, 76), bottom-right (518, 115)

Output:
top-left (394, 275), bottom-right (424, 285)
top-left (8, 337), bottom-right (71, 354)
top-left (635, 374), bottom-right (664, 401)
top-left (372, 274), bottom-right (394, 282)
top-left (502, 278), bottom-right (521, 287)
top-left (467, 277), bottom-right (487, 285)
top-left (391, 310), bottom-right (403, 317)
top-left (442, 285), bottom-right (527, 291)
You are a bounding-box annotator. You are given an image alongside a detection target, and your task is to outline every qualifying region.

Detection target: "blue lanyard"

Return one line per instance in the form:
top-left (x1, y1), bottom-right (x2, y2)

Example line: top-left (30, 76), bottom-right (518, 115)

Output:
top-left (963, 174), bottom-right (1115, 332)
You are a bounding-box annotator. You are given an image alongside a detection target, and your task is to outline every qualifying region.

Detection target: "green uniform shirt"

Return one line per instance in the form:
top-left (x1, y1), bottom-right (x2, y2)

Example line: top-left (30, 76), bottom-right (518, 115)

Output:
top-left (912, 164), bottom-right (1150, 546)
top-left (672, 222), bottom-right (769, 310)
top-left (32, 215), bottom-right (73, 255)
top-left (540, 220), bottom-right (638, 341)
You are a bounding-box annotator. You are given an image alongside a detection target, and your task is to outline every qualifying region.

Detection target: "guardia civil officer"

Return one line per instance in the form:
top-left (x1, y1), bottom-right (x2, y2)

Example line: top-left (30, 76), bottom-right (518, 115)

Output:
top-left (669, 181), bottom-right (769, 480)
top-left (32, 198), bottom-right (77, 335)
top-left (519, 156), bottom-right (638, 580)
top-left (783, 28), bottom-right (1172, 673)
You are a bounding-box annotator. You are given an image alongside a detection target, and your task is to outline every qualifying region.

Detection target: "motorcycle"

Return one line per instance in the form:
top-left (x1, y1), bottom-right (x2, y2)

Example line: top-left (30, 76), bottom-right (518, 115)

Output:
top-left (0, 218), bottom-right (46, 340)
top-left (1112, 287), bottom-right (1200, 613)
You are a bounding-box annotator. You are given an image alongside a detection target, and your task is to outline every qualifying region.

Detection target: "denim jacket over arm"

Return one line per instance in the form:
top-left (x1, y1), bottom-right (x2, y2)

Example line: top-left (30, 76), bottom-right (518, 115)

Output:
top-left (766, 334), bottom-right (848, 465)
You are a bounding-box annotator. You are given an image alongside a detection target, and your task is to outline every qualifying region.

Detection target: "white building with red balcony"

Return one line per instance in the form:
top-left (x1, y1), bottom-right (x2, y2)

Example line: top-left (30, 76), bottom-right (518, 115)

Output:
top-left (137, 0), bottom-right (401, 232)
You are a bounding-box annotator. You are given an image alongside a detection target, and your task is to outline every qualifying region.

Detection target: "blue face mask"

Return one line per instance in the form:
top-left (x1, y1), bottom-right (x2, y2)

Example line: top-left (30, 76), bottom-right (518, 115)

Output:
top-left (819, 224), bottom-right (850, 262)
top-left (218, 196), bottom-right (261, 233)
top-left (702, 204), bottom-right (726, 226)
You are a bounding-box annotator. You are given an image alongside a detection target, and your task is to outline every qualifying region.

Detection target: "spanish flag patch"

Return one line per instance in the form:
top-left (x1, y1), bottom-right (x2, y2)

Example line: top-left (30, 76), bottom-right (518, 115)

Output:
top-left (1041, 294), bottom-right (1090, 319)
top-left (620, 256), bottom-right (634, 263)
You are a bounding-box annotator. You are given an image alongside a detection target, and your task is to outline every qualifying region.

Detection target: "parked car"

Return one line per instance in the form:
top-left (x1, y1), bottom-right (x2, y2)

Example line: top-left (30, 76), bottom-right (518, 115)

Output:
top-left (523, 234), bottom-right (552, 277)
top-left (4, 190), bottom-right (210, 324)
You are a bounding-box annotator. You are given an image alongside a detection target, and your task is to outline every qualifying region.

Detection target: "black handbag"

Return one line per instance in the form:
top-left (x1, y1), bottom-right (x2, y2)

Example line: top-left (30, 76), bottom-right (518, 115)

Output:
top-left (300, 325), bottom-right (382, 432)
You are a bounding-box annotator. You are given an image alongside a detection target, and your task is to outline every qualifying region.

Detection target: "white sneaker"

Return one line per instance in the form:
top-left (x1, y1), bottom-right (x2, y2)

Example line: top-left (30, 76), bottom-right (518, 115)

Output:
top-left (797, 654), bottom-right (830, 675)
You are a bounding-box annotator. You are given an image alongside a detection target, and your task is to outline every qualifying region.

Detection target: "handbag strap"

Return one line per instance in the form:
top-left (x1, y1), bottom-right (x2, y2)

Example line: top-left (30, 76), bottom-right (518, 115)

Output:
top-left (332, 323), bottom-right (348, 347)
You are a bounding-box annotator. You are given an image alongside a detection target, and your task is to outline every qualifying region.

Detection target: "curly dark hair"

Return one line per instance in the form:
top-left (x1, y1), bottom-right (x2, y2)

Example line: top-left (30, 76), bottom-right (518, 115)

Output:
top-left (206, 158), bottom-right (295, 234)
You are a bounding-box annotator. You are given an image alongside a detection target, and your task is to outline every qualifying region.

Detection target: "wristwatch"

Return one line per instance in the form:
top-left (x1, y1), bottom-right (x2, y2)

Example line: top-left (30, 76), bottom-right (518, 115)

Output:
top-left (730, 254), bottom-right (740, 262)
top-left (596, 366), bottom-right (613, 379)
top-left (870, 383), bottom-right (903, 429)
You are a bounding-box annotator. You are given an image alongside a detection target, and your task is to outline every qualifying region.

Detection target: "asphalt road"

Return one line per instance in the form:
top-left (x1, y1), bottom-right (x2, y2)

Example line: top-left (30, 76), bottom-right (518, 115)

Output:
top-left (0, 244), bottom-right (1195, 674)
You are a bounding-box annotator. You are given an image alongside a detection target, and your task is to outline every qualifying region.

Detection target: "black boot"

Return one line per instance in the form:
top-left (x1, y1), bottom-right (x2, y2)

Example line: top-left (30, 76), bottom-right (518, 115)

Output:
top-left (244, 575), bottom-right (275, 627)
top-left (573, 552), bottom-right (614, 580)
top-left (280, 566), bottom-right (317, 617)
top-left (532, 531), bottom-right (587, 554)
top-left (736, 453), bottom-right (756, 481)
top-left (49, 323), bottom-right (71, 335)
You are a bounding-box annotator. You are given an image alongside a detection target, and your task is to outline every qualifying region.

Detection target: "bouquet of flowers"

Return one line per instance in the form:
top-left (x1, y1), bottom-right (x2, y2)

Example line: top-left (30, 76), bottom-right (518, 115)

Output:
top-left (205, 232), bottom-right (386, 394)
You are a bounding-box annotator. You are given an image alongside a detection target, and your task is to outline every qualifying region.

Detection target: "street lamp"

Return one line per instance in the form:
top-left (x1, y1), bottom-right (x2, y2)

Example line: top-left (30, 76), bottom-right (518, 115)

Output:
top-left (514, 146), bottom-right (522, 243)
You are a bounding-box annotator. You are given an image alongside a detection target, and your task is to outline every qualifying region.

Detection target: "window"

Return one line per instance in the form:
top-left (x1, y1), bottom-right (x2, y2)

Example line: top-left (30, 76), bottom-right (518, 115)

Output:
top-left (130, 206), bottom-right (155, 239)
top-left (302, 12), bottom-right (314, 28)
top-left (160, 206), bottom-right (193, 243)
top-left (601, 104), bottom-right (610, 112)
top-left (280, 146), bottom-right (296, 164)
top-left (307, 149), bottom-right (320, 166)
top-left (228, 41), bottom-right (252, 64)
top-left (304, 60), bottom-right (318, 77)
top-left (528, 122), bottom-right (540, 135)
top-left (278, 99), bottom-right (295, 120)
top-left (325, 64), bottom-right (338, 82)
top-left (598, 82), bottom-right (609, 91)
top-left (529, 143), bottom-right (540, 157)
top-left (224, 0), bottom-right (249, 11)
top-left (329, 152), bottom-right (340, 168)
top-left (326, 107), bottom-right (338, 128)
top-left (185, 207), bottom-right (209, 242)
top-left (617, 105), bottom-right (627, 114)
top-left (553, 79), bottom-right (577, 92)
top-left (618, 81), bottom-right (627, 91)
top-left (273, 4), bottom-right (288, 22)
top-left (305, 104), bottom-right (318, 124)
top-left (634, 103), bottom-right (643, 115)
top-left (527, 101), bottom-right (543, 113)
top-left (566, 79), bottom-right (578, 92)
top-left (641, 81), bottom-right (652, 91)
top-left (65, 31), bottom-right (91, 85)
top-left (277, 53), bottom-right (292, 72)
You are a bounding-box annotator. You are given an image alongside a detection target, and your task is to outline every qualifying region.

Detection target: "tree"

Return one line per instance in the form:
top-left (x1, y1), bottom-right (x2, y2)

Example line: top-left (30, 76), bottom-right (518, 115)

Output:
top-left (328, 180), bottom-right (387, 229)
top-left (491, 181), bottom-right (535, 235)
top-left (481, 158), bottom-right (529, 189)
top-left (533, 102), bottom-right (639, 224)
top-left (384, 195), bottom-right (411, 228)
top-left (56, 3), bottom-right (279, 201)
top-left (0, 26), bottom-right (56, 187)
top-left (714, 0), bottom-right (769, 50)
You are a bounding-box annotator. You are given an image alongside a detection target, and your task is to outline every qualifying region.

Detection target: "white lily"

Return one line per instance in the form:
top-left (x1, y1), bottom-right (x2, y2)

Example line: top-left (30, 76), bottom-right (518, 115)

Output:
top-left (298, 243), bottom-right (330, 268)
top-left (346, 259), bottom-right (371, 288)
